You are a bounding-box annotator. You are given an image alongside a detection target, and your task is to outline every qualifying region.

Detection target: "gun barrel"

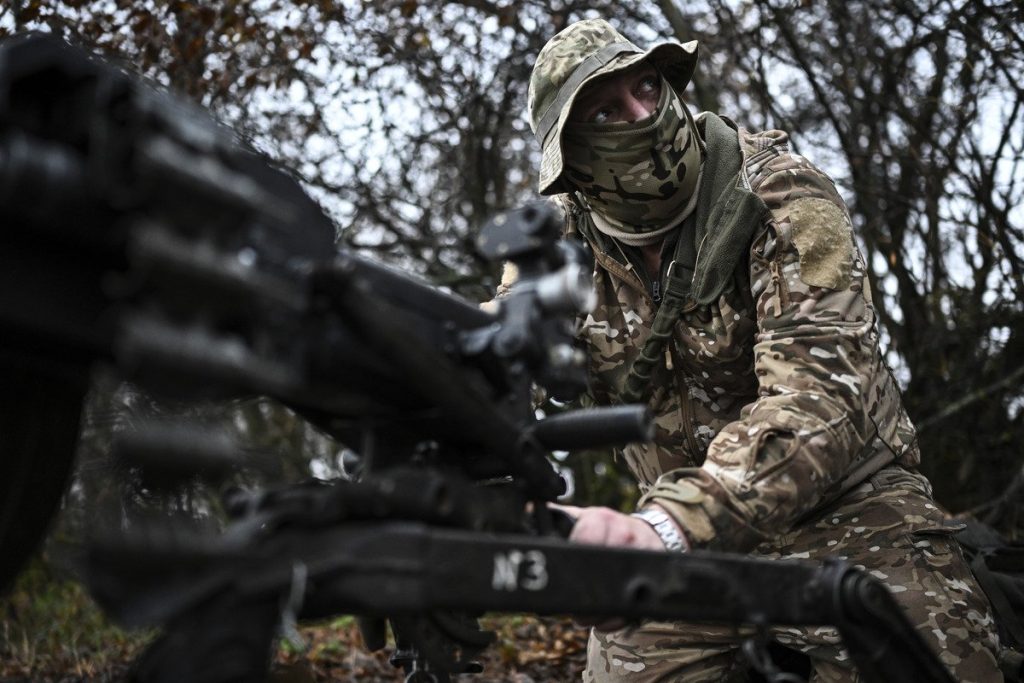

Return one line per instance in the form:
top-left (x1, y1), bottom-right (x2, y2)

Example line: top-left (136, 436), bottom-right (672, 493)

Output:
top-left (530, 406), bottom-right (653, 451)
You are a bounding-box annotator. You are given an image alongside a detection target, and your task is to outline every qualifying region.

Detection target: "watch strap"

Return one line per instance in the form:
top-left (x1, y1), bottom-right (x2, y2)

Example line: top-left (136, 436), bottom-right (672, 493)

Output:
top-left (632, 508), bottom-right (689, 552)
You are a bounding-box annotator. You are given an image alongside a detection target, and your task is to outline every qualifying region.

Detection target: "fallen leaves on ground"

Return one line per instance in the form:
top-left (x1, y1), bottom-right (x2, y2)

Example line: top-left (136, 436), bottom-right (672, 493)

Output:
top-left (273, 614), bottom-right (589, 682)
top-left (3, 558), bottom-right (590, 682)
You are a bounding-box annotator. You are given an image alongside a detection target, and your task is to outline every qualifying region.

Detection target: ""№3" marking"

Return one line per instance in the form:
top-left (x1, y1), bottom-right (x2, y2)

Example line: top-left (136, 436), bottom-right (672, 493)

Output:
top-left (492, 549), bottom-right (549, 591)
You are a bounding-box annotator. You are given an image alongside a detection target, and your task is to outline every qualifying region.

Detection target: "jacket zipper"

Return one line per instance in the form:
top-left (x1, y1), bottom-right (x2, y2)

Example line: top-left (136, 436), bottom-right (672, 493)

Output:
top-left (670, 343), bottom-right (704, 462)
top-left (771, 253), bottom-right (789, 310)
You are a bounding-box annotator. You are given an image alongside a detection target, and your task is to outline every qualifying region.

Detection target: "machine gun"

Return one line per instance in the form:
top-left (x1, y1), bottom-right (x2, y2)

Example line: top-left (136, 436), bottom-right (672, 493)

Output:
top-left (0, 34), bottom-right (955, 683)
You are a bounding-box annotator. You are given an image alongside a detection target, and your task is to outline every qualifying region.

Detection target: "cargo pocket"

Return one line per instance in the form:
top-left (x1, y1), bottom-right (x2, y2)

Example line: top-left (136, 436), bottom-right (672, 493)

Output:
top-left (906, 522), bottom-right (999, 646)
top-left (908, 524), bottom-right (966, 566)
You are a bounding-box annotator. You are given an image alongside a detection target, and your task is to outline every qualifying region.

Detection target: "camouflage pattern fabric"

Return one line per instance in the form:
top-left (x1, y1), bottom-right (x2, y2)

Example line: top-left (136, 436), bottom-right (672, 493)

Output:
top-left (561, 75), bottom-right (702, 237)
top-left (528, 18), bottom-right (698, 196)
top-left (584, 468), bottom-right (1001, 682)
top-left (530, 115), bottom-right (1004, 680)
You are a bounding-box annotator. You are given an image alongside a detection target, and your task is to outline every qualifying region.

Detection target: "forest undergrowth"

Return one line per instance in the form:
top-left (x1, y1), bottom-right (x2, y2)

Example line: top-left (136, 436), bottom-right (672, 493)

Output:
top-left (0, 555), bottom-right (589, 683)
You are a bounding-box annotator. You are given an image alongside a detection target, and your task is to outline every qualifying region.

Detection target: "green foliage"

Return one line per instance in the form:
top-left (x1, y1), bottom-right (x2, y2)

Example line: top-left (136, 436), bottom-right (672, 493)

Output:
top-left (0, 554), bottom-right (151, 680)
top-left (565, 449), bottom-right (640, 511)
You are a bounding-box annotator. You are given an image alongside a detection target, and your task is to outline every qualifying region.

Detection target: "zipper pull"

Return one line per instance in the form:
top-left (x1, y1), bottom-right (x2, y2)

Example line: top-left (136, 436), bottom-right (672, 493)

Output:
top-left (652, 279), bottom-right (661, 304)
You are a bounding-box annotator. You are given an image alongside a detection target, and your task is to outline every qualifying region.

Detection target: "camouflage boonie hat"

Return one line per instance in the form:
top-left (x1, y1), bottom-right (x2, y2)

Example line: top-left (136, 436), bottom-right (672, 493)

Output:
top-left (528, 18), bottom-right (698, 195)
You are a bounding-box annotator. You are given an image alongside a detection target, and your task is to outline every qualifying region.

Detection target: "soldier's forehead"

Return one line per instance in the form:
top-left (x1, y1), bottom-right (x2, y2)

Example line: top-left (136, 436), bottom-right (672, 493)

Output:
top-left (572, 61), bottom-right (657, 108)
top-left (586, 60), bottom-right (656, 88)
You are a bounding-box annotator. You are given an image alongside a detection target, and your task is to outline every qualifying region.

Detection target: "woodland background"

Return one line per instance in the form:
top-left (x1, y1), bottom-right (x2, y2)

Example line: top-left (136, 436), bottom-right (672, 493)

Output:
top-left (0, 0), bottom-right (1021, 680)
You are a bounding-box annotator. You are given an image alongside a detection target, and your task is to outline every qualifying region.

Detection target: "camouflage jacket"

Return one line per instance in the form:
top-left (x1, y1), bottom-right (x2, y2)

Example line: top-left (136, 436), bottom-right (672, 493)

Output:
top-left (549, 115), bottom-right (921, 553)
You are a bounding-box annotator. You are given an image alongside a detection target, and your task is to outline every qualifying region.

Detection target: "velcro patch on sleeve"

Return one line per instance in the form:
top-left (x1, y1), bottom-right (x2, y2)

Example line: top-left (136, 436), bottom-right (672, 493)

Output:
top-left (788, 197), bottom-right (853, 290)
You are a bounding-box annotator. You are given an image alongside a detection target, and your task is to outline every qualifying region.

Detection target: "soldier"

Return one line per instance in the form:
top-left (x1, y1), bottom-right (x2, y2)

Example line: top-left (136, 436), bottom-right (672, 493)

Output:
top-left (513, 17), bottom-right (1004, 682)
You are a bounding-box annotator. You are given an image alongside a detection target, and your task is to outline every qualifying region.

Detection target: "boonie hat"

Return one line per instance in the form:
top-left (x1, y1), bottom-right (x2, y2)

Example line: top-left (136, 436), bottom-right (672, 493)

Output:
top-left (528, 19), bottom-right (698, 195)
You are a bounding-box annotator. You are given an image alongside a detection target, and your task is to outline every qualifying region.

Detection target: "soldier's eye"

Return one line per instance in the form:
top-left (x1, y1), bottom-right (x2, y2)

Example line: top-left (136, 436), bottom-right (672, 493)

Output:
top-left (637, 75), bottom-right (660, 96)
top-left (592, 108), bottom-right (614, 124)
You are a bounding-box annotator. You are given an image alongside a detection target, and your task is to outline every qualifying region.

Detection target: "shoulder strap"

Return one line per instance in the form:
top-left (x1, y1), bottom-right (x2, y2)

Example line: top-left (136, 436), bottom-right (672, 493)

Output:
top-left (957, 521), bottom-right (1024, 652)
top-left (620, 215), bottom-right (698, 404)
top-left (970, 551), bottom-right (1024, 651)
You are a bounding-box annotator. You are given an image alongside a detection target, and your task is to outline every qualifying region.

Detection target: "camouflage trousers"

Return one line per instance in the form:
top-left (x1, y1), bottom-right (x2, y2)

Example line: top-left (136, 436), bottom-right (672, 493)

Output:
top-left (584, 467), bottom-right (1003, 682)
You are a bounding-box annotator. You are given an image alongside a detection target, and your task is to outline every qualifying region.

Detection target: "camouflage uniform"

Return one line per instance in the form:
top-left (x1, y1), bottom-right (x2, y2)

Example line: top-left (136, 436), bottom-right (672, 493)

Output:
top-left (521, 18), bottom-right (1003, 682)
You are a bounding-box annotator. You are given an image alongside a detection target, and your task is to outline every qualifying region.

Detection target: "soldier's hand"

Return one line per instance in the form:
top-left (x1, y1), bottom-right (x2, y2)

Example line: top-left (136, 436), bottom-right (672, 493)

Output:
top-left (553, 504), bottom-right (667, 550)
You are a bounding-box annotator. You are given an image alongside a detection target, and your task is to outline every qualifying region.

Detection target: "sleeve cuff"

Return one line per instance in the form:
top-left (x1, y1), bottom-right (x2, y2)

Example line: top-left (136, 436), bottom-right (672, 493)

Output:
top-left (641, 496), bottom-right (718, 549)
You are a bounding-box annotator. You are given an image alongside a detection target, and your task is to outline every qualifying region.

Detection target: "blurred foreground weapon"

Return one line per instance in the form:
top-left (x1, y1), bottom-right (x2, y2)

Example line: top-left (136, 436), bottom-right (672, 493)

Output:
top-left (0, 35), bottom-right (953, 683)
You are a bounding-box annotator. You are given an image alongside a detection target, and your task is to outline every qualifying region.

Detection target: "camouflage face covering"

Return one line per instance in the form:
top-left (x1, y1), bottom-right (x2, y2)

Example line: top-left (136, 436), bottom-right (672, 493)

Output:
top-left (562, 78), bottom-right (702, 240)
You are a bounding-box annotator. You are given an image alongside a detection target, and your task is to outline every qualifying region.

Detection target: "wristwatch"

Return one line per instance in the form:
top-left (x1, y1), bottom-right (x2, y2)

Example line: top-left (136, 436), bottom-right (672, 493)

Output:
top-left (631, 508), bottom-right (689, 552)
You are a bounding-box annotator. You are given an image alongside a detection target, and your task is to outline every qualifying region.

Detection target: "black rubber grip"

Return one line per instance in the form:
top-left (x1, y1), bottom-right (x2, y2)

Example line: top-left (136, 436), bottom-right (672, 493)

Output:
top-left (531, 406), bottom-right (654, 451)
